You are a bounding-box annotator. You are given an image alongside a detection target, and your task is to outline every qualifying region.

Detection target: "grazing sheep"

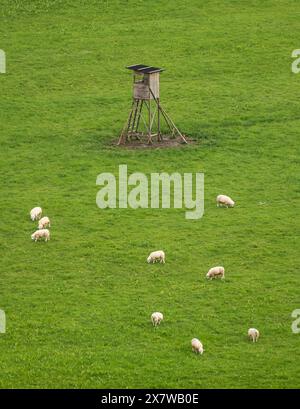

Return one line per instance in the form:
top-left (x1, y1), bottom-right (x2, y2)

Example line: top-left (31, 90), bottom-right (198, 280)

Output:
top-left (216, 194), bottom-right (235, 208)
top-left (206, 266), bottom-right (225, 280)
top-left (191, 338), bottom-right (204, 354)
top-left (151, 312), bottom-right (164, 327)
top-left (31, 229), bottom-right (50, 242)
top-left (248, 328), bottom-right (260, 342)
top-left (147, 250), bottom-right (165, 264)
top-left (38, 216), bottom-right (50, 229)
top-left (30, 207), bottom-right (42, 221)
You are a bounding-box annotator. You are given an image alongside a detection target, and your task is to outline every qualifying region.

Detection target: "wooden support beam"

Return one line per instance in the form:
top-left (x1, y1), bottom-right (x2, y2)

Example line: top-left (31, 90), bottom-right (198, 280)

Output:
top-left (131, 99), bottom-right (140, 138)
top-left (118, 87), bottom-right (187, 145)
top-left (135, 100), bottom-right (143, 134)
top-left (118, 100), bottom-right (135, 145)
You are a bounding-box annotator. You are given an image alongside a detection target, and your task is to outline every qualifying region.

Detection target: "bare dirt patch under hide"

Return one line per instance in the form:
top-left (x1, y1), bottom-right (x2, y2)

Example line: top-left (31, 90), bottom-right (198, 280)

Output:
top-left (112, 135), bottom-right (196, 149)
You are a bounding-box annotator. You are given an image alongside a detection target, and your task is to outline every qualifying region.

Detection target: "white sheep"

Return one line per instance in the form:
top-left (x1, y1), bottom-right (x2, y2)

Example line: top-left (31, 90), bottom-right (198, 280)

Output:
top-left (206, 266), bottom-right (225, 280)
top-left (147, 250), bottom-right (165, 264)
top-left (248, 328), bottom-right (260, 342)
top-left (191, 338), bottom-right (204, 354)
top-left (216, 194), bottom-right (235, 208)
top-left (31, 229), bottom-right (50, 242)
top-left (151, 312), bottom-right (164, 327)
top-left (38, 216), bottom-right (50, 229)
top-left (30, 207), bottom-right (42, 221)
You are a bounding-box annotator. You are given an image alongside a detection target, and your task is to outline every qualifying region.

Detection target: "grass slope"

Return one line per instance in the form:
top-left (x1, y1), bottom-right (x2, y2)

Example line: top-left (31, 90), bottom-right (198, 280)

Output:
top-left (0, 0), bottom-right (299, 388)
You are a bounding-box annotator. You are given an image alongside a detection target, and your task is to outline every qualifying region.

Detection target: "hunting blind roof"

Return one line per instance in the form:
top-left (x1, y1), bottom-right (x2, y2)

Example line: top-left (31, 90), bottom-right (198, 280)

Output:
top-left (126, 64), bottom-right (164, 74)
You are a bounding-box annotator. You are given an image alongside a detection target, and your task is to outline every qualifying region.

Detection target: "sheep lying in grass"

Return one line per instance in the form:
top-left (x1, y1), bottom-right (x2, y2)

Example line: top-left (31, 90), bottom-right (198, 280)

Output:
top-left (31, 229), bottom-right (50, 242)
top-left (248, 328), bottom-right (260, 342)
top-left (151, 312), bottom-right (164, 327)
top-left (38, 216), bottom-right (50, 229)
top-left (206, 266), bottom-right (225, 280)
top-left (30, 207), bottom-right (42, 221)
top-left (191, 338), bottom-right (204, 354)
top-left (147, 250), bottom-right (165, 264)
top-left (216, 195), bottom-right (235, 208)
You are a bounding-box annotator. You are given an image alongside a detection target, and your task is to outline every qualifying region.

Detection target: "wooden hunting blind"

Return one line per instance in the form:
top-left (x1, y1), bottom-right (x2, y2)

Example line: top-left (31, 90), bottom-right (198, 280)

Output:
top-left (118, 64), bottom-right (187, 145)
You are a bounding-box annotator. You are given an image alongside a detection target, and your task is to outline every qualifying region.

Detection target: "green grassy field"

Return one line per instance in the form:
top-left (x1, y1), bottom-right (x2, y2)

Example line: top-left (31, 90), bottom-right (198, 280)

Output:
top-left (0, 0), bottom-right (299, 388)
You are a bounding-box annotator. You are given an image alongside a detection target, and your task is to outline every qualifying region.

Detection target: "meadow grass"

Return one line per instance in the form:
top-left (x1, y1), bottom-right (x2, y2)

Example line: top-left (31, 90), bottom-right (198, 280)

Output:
top-left (0, 0), bottom-right (299, 388)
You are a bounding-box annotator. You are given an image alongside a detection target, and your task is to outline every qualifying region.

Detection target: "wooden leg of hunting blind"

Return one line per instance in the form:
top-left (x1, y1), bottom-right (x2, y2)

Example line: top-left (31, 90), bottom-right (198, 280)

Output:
top-left (157, 99), bottom-right (162, 142)
top-left (135, 100), bottom-right (143, 135)
top-left (135, 101), bottom-right (142, 140)
top-left (148, 88), bottom-right (186, 143)
top-left (148, 89), bottom-right (171, 137)
top-left (139, 105), bottom-right (150, 136)
top-left (160, 108), bottom-right (175, 136)
top-left (118, 114), bottom-right (129, 145)
top-left (118, 100), bottom-right (135, 145)
top-left (150, 104), bottom-right (158, 131)
top-left (143, 101), bottom-right (152, 144)
top-left (128, 101), bottom-right (137, 141)
top-left (131, 100), bottom-right (140, 139)
top-left (148, 100), bottom-right (152, 144)
top-left (118, 117), bottom-right (129, 145)
top-left (159, 105), bottom-right (188, 144)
